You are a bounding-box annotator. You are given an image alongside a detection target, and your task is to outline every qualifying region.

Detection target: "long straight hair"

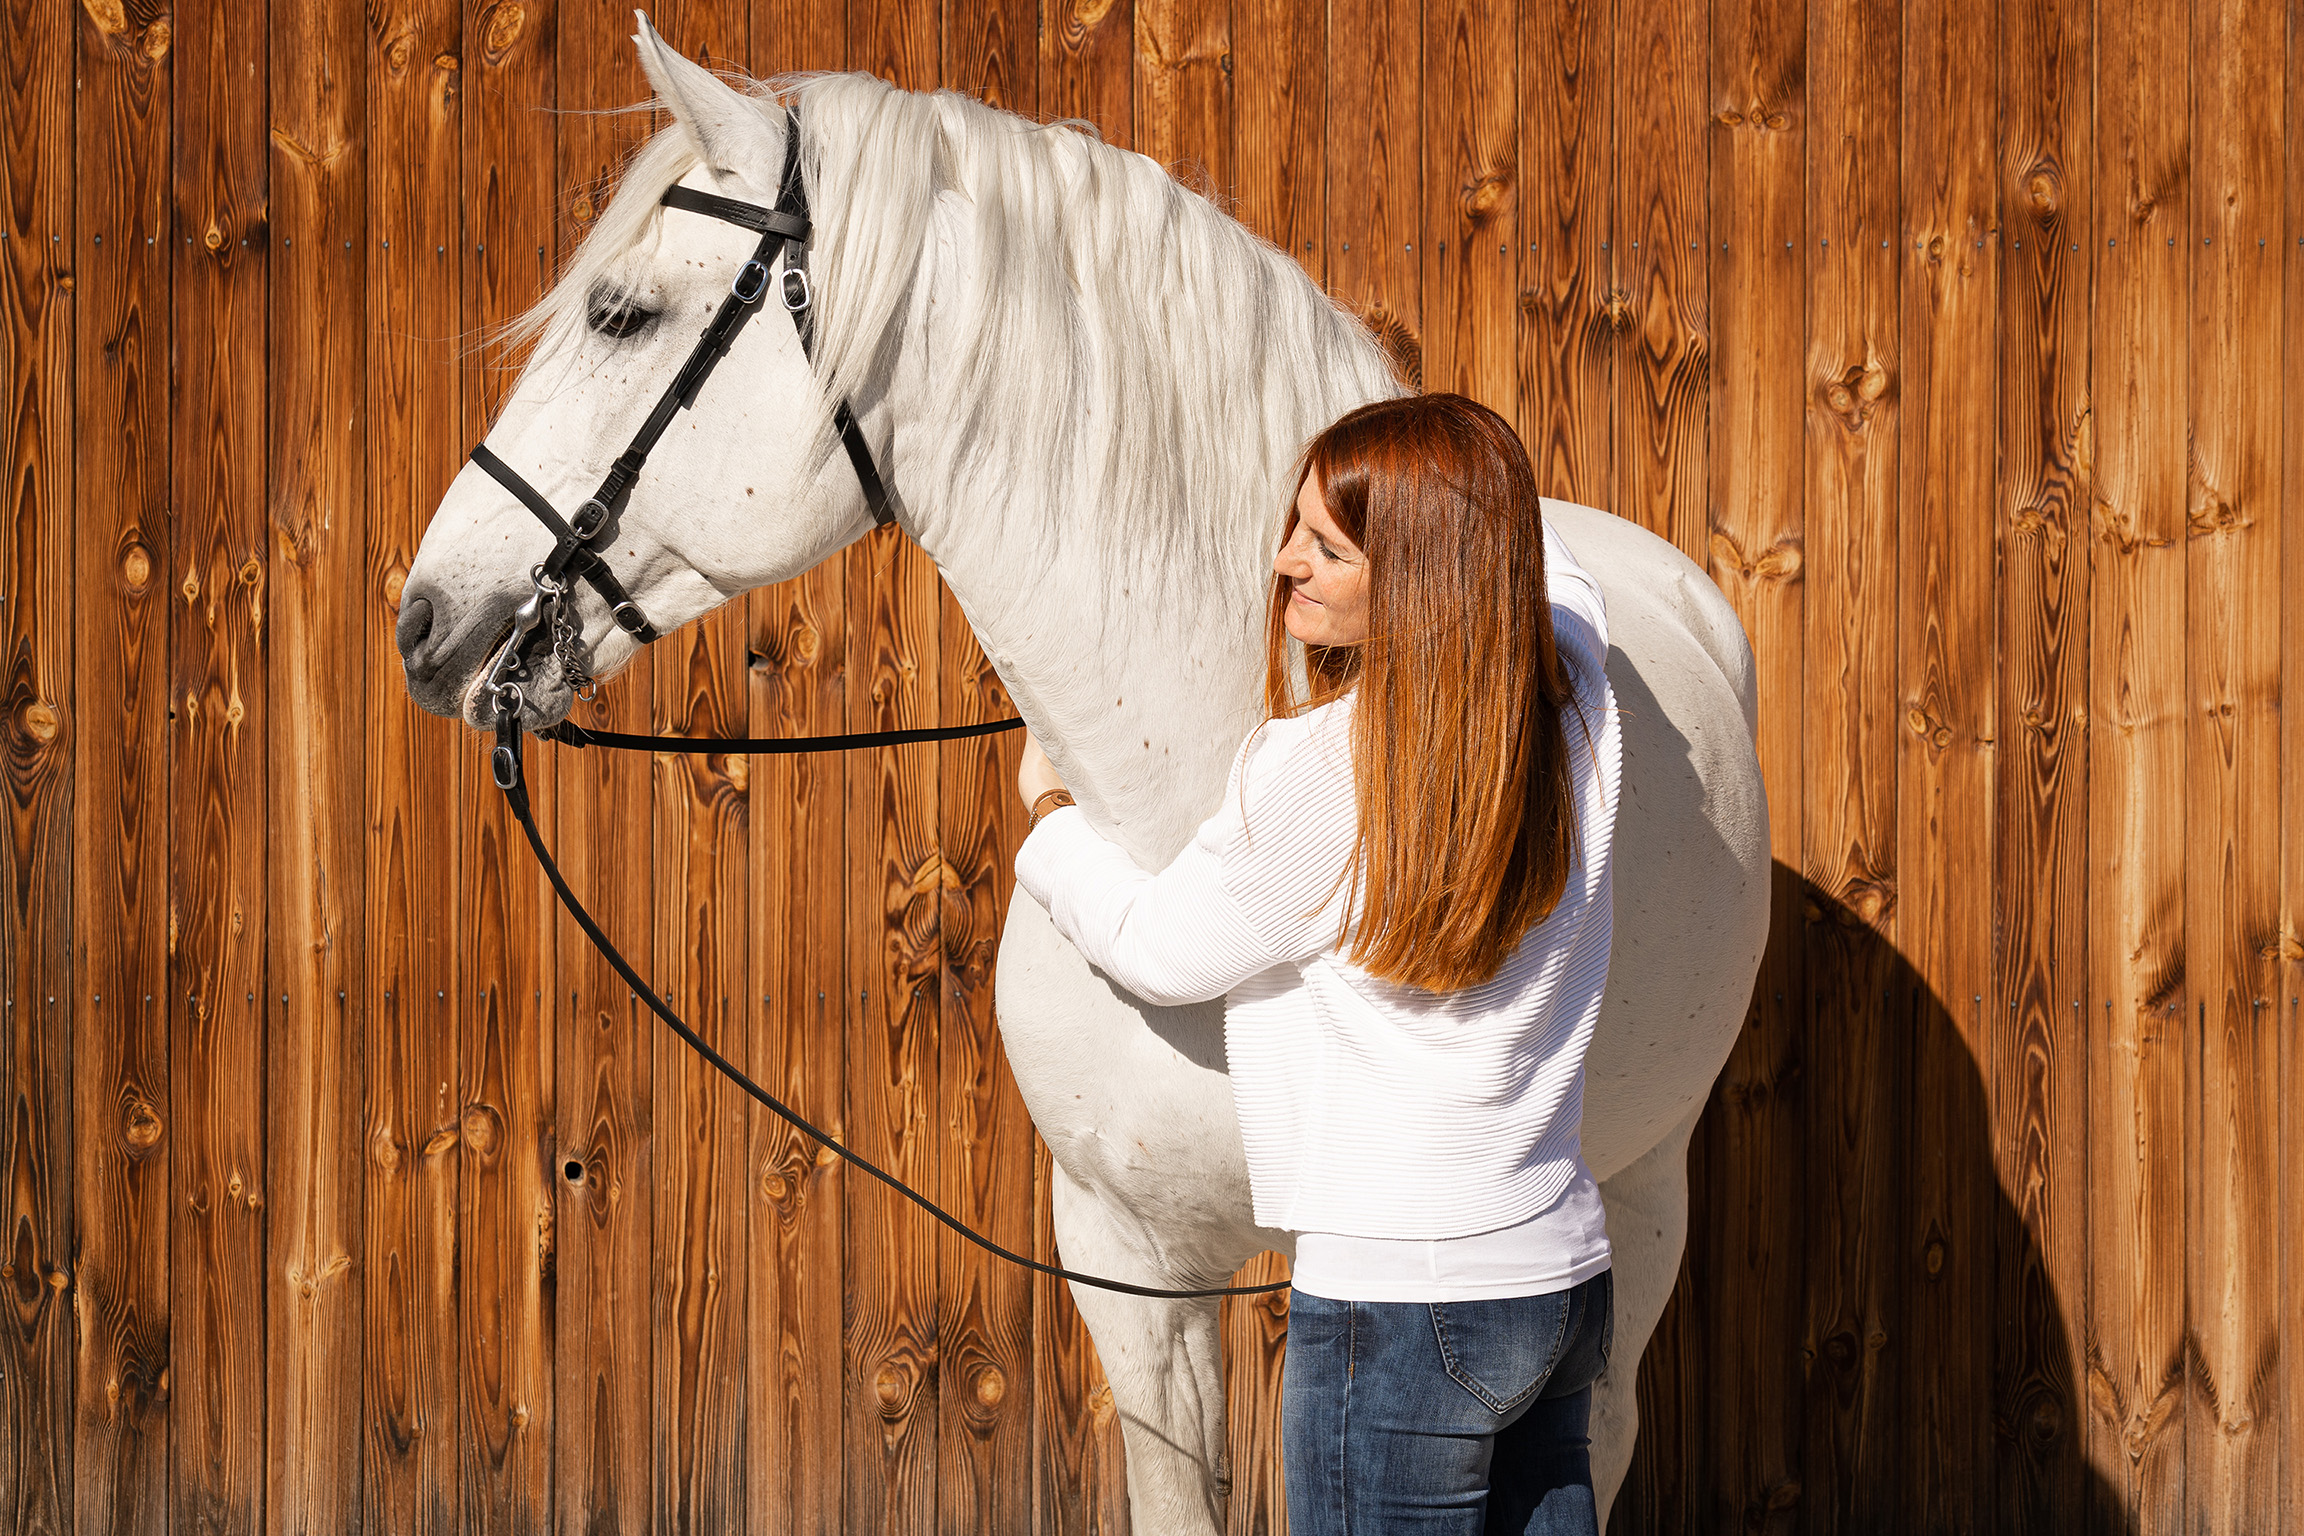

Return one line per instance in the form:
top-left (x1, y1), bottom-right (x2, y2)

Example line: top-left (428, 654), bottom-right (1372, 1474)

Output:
top-left (1264, 394), bottom-right (1583, 993)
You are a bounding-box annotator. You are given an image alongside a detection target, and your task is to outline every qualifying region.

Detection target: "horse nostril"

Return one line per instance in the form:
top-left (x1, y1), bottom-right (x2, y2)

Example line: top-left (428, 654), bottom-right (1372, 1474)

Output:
top-left (395, 593), bottom-right (437, 665)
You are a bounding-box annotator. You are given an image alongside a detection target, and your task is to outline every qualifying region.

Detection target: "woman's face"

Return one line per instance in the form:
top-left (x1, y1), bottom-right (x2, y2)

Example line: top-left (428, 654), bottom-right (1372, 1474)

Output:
top-left (1274, 473), bottom-right (1370, 647)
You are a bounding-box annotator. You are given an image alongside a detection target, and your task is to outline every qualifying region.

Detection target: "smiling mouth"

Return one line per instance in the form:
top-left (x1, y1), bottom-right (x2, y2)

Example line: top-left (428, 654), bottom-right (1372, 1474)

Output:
top-left (1291, 588), bottom-right (1323, 606)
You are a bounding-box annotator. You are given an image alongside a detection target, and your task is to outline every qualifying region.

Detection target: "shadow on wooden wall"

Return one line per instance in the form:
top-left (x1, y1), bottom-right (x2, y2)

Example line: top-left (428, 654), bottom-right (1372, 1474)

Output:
top-left (1614, 866), bottom-right (2125, 1535)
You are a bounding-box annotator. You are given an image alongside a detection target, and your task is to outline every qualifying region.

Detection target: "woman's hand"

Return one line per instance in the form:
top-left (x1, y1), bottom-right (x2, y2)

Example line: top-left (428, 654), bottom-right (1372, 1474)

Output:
top-left (1017, 732), bottom-right (1068, 809)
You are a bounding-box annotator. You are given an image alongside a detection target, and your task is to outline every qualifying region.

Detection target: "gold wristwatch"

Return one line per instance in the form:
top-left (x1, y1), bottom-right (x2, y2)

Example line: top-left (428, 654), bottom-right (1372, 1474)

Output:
top-left (1028, 788), bottom-right (1077, 831)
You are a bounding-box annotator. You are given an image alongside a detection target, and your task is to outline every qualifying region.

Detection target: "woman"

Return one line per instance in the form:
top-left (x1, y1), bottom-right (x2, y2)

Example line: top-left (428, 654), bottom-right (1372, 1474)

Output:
top-left (1012, 393), bottom-right (1621, 1535)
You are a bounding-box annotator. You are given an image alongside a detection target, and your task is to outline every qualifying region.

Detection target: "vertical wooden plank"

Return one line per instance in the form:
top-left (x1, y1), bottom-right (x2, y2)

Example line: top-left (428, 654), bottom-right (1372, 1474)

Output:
top-left (1424, 0), bottom-right (1517, 415)
top-left (1514, 0), bottom-right (1606, 496)
top-left (365, 0), bottom-right (465, 1528)
top-left (57, 7), bottom-right (155, 1534)
top-left (1898, 0), bottom-right (2001, 1521)
top-left (547, 6), bottom-right (655, 1534)
top-left (1327, 0), bottom-right (1420, 384)
top-left (2087, 0), bottom-right (2190, 1526)
top-left (170, 0), bottom-right (270, 1528)
top-left (934, 608), bottom-right (1035, 1536)
top-left (267, 0), bottom-right (367, 1522)
top-left (844, 523), bottom-right (944, 1536)
top-left (1230, 0), bottom-right (1322, 273)
top-left (628, 13), bottom-right (755, 1531)
top-left (1045, 0), bottom-right (1133, 148)
top-left (1700, 0), bottom-right (1806, 1519)
top-left (1797, 0), bottom-right (1901, 1522)
top-left (1609, 0), bottom-right (1708, 557)
top-left (2185, 0), bottom-right (2284, 1524)
top-left (1994, 0), bottom-right (2095, 1523)
top-left (1136, 0), bottom-right (1230, 197)
top-left (744, 13), bottom-right (847, 1536)
top-left (1219, 1254), bottom-right (1288, 1536)
top-left (2283, 11), bottom-right (2304, 1527)
top-left (459, 0), bottom-right (557, 1524)
top-left (938, 10), bottom-right (1040, 1536)
top-left (841, 11), bottom-right (940, 1531)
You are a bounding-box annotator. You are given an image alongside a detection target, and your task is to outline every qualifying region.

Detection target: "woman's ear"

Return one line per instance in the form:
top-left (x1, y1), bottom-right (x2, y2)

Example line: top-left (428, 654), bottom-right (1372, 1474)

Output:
top-left (631, 11), bottom-right (783, 189)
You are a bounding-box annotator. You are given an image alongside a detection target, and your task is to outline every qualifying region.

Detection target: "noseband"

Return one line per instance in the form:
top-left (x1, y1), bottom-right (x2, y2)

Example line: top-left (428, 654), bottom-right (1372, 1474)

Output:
top-left (470, 105), bottom-right (890, 713)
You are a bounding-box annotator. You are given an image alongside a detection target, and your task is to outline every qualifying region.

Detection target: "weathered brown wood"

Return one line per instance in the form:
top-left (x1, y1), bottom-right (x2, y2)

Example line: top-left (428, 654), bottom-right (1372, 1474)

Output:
top-left (1230, 0), bottom-right (1324, 278)
top-left (169, 0), bottom-right (270, 1529)
top-left (2185, 0), bottom-right (2284, 1524)
top-left (267, 0), bottom-right (369, 1523)
top-left (1136, 0), bottom-right (1230, 198)
top-left (1513, 0), bottom-right (1605, 496)
top-left (1044, 0), bottom-right (1133, 151)
top-left (1219, 1254), bottom-right (1289, 1536)
top-left (1993, 0), bottom-right (2095, 1523)
top-left (933, 603), bottom-right (1035, 1536)
top-left (1606, 0), bottom-right (1707, 555)
top-left (1796, 0), bottom-right (1900, 1521)
top-left (545, 8), bottom-right (657, 1535)
top-left (1327, 0), bottom-right (1420, 384)
top-left (1698, 0), bottom-right (1807, 1521)
top-left (743, 11), bottom-right (849, 1535)
top-left (459, 0), bottom-right (557, 1524)
top-left (55, 9), bottom-right (158, 1536)
top-left (2088, 0), bottom-right (2191, 1527)
top-left (2283, 16), bottom-right (2304, 1529)
top-left (1897, 0), bottom-right (2002, 1522)
top-left (364, 0), bottom-right (466, 1528)
top-left (844, 524), bottom-right (944, 1536)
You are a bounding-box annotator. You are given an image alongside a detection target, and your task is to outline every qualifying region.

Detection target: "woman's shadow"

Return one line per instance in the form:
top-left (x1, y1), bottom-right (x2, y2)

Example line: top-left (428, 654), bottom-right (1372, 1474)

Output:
top-left (1610, 865), bottom-right (2127, 1534)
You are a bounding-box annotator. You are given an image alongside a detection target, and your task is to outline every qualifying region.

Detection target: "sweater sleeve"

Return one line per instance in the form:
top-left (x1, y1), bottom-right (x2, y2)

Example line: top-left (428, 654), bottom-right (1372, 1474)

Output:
top-left (1013, 713), bottom-right (1361, 1006)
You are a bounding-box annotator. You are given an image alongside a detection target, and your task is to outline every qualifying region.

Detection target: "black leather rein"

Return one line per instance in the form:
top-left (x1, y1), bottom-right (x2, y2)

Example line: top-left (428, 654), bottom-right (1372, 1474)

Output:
top-left (469, 107), bottom-right (1286, 1301)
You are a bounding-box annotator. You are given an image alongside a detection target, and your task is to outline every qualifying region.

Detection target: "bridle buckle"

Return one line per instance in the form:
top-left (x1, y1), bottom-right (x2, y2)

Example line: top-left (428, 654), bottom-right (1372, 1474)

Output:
top-left (780, 265), bottom-right (812, 313)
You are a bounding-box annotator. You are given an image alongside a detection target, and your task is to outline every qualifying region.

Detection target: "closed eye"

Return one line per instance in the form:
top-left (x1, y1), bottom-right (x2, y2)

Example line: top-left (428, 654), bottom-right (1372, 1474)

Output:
top-left (586, 282), bottom-right (658, 339)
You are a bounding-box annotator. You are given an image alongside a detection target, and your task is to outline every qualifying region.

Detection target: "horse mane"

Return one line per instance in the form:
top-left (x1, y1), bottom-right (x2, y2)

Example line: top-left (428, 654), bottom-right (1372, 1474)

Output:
top-left (499, 70), bottom-right (1404, 597)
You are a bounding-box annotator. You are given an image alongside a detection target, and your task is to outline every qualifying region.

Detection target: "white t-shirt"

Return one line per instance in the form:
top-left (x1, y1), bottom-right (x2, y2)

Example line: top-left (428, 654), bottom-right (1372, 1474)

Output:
top-left (1014, 522), bottom-right (1620, 1300)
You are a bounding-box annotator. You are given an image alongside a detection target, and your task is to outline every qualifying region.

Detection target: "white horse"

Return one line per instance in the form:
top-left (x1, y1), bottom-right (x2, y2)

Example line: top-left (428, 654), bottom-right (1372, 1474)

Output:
top-left (396, 24), bottom-right (1770, 1530)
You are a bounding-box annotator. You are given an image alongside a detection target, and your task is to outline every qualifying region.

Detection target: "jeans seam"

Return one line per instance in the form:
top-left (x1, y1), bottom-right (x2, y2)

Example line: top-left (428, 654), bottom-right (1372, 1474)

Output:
top-left (1340, 1300), bottom-right (1354, 1536)
top-left (1430, 1293), bottom-right (1572, 1415)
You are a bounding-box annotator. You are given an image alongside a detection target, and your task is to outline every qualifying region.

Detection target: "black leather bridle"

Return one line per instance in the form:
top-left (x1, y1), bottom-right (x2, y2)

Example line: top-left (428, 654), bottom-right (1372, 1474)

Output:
top-left (467, 107), bottom-right (1284, 1302)
top-left (472, 105), bottom-right (890, 722)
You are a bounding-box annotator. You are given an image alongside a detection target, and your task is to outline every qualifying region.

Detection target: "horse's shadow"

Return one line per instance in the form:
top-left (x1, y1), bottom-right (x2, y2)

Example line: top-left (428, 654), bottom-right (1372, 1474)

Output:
top-left (1612, 865), bottom-right (2128, 1534)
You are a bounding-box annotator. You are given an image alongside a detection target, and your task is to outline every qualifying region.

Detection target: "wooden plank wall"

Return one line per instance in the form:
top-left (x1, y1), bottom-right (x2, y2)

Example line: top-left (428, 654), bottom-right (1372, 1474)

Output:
top-left (1, 0), bottom-right (2296, 1532)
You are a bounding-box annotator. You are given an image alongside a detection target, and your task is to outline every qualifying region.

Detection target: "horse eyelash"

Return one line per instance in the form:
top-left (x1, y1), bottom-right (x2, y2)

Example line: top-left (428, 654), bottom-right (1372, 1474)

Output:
top-left (585, 282), bottom-right (659, 340)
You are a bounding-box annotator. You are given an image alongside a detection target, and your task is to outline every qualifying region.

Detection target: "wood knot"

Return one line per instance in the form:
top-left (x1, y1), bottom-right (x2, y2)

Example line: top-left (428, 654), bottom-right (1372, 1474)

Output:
top-left (2185, 488), bottom-right (2247, 539)
top-left (370, 1127), bottom-right (402, 1174)
top-left (1601, 290), bottom-right (1633, 331)
top-left (2025, 165), bottom-right (2062, 215)
top-left (973, 1364), bottom-right (1007, 1408)
top-left (1905, 706), bottom-right (1954, 751)
top-left (1708, 530), bottom-right (1803, 585)
top-left (383, 566), bottom-right (407, 608)
top-left (873, 1361), bottom-right (914, 1416)
top-left (461, 1105), bottom-right (503, 1156)
top-left (20, 700), bottom-right (59, 744)
top-left (1460, 170), bottom-right (1510, 224)
top-left (122, 1094), bottom-right (164, 1154)
top-left (122, 543), bottom-right (152, 590)
top-left (478, 1), bottom-right (526, 63)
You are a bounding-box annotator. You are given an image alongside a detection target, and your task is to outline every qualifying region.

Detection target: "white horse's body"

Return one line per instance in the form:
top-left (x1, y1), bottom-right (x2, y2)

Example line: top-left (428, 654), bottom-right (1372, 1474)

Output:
top-left (397, 29), bottom-right (1770, 1529)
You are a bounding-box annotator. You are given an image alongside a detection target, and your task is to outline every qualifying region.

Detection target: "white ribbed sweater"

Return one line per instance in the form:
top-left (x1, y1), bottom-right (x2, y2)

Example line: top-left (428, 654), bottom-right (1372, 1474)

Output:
top-left (1013, 526), bottom-right (1621, 1242)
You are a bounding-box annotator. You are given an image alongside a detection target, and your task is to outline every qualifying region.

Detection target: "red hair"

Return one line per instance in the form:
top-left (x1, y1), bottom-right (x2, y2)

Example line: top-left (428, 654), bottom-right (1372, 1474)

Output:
top-left (1265, 393), bottom-right (1583, 992)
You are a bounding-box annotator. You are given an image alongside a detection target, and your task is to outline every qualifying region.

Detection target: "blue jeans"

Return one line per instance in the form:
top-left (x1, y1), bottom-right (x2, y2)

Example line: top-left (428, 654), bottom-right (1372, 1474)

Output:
top-left (1281, 1269), bottom-right (1614, 1536)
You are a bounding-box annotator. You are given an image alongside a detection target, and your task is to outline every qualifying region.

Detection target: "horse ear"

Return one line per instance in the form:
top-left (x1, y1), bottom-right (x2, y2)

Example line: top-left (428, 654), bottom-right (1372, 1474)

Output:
top-left (631, 11), bottom-right (780, 185)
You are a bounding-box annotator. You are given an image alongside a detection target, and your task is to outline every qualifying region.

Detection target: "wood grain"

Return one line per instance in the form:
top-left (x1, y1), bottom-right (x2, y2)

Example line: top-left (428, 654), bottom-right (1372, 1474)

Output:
top-left (168, 0), bottom-right (271, 1528)
top-left (743, 11), bottom-right (849, 1535)
top-left (2088, 0), bottom-right (2191, 1527)
top-left (1135, 0), bottom-right (1230, 200)
top-left (544, 7), bottom-right (656, 1535)
top-left (266, 0), bottom-right (369, 1522)
top-left (2184, 0), bottom-right (2285, 1523)
top-left (1607, 0), bottom-right (1707, 554)
top-left (458, 0), bottom-right (557, 1523)
top-left (1796, 0), bottom-right (1900, 1521)
top-left (1514, 0), bottom-right (1606, 497)
top-left (1230, 0), bottom-right (1323, 280)
top-left (1698, 0), bottom-right (1808, 1521)
top-left (363, 0), bottom-right (466, 1527)
top-left (2283, 15), bottom-right (2304, 1529)
top-left (1043, 0), bottom-right (1133, 151)
top-left (1327, 0), bottom-right (1420, 384)
top-left (1219, 1253), bottom-right (1289, 1536)
top-left (1034, 1139), bottom-right (1131, 1536)
top-left (1896, 0), bottom-right (2002, 1524)
top-left (58, 6), bottom-right (164, 1535)
top-left (1993, 0), bottom-right (2095, 1523)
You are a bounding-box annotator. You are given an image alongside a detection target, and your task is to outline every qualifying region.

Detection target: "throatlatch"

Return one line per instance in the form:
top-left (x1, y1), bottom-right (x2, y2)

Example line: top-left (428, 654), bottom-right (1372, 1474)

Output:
top-left (469, 106), bottom-right (1286, 1301)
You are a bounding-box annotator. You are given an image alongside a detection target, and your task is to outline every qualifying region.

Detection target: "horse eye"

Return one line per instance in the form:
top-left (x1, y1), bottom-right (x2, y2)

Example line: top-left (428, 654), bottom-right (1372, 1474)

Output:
top-left (586, 295), bottom-right (657, 339)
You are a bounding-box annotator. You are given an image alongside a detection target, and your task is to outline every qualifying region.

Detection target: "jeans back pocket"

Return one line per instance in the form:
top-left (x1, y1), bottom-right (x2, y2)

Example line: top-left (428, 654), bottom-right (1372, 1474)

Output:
top-left (1426, 1291), bottom-right (1574, 1416)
